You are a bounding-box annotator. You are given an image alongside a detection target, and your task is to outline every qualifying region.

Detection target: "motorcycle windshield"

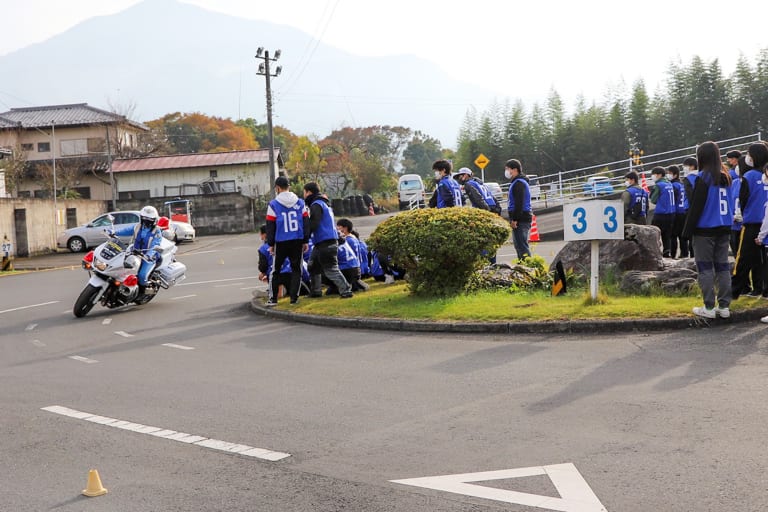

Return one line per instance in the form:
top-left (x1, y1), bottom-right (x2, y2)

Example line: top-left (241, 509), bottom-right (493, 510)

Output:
top-left (99, 239), bottom-right (127, 260)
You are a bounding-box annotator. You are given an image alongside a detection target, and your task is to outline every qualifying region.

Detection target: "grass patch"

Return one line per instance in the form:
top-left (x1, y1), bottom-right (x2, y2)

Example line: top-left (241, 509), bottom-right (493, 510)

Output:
top-left (270, 280), bottom-right (760, 322)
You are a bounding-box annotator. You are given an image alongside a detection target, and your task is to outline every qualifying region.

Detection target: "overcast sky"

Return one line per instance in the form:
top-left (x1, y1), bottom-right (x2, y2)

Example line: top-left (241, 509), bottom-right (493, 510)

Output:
top-left (2, 0), bottom-right (766, 112)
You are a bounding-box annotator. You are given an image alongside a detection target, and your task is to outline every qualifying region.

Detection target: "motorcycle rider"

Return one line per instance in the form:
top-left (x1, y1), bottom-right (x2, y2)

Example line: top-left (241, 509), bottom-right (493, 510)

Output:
top-left (114, 205), bottom-right (164, 297)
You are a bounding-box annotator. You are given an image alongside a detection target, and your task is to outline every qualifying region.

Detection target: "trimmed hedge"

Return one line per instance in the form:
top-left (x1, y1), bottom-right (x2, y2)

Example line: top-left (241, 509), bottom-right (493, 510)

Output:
top-left (368, 207), bottom-right (511, 296)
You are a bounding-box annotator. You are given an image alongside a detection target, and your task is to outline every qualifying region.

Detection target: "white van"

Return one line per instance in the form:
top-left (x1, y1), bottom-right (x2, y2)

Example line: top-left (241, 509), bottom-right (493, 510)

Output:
top-left (398, 174), bottom-right (425, 210)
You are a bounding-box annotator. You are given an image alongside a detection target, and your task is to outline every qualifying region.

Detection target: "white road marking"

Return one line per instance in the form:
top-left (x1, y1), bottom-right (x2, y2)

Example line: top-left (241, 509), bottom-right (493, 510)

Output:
top-left (240, 286), bottom-right (260, 290)
top-left (102, 318), bottom-right (112, 325)
top-left (178, 276), bottom-right (259, 287)
top-left (114, 331), bottom-right (134, 338)
top-left (161, 343), bottom-right (194, 350)
top-left (41, 406), bottom-right (290, 462)
top-left (68, 356), bottom-right (98, 364)
top-left (214, 282), bottom-right (244, 287)
top-left (392, 463), bottom-right (607, 512)
top-left (30, 339), bottom-right (46, 347)
top-left (25, 323), bottom-right (38, 331)
top-left (183, 249), bottom-right (219, 256)
top-left (171, 294), bottom-right (197, 300)
top-left (0, 301), bottom-right (60, 315)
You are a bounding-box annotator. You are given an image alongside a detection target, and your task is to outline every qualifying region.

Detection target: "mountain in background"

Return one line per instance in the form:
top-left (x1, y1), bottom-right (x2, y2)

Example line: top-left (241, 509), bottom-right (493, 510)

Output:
top-left (0, 0), bottom-right (501, 147)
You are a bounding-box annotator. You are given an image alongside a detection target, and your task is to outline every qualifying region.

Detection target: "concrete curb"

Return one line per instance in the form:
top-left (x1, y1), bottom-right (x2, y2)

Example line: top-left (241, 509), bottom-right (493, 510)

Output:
top-left (250, 298), bottom-right (768, 334)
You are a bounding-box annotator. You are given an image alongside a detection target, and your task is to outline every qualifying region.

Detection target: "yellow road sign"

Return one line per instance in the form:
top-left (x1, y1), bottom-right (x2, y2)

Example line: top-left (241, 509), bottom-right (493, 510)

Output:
top-left (474, 153), bottom-right (489, 169)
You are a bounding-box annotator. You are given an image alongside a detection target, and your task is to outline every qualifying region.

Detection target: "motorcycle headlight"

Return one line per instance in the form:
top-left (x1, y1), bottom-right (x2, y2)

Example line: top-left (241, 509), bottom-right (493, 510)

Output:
top-left (94, 259), bottom-right (107, 271)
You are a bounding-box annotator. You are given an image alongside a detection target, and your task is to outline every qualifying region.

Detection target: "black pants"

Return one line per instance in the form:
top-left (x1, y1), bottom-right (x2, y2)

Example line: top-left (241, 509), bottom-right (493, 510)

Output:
top-left (651, 213), bottom-right (675, 257)
top-left (269, 239), bottom-right (305, 301)
top-left (732, 223), bottom-right (763, 297)
top-left (672, 213), bottom-right (690, 258)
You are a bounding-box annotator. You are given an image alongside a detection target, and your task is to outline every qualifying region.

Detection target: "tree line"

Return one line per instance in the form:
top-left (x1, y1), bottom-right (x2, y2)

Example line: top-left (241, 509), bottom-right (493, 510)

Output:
top-left (454, 51), bottom-right (768, 184)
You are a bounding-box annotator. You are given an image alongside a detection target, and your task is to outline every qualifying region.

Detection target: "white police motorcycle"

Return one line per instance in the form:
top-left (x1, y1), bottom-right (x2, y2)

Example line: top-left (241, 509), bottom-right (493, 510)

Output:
top-left (73, 216), bottom-right (187, 318)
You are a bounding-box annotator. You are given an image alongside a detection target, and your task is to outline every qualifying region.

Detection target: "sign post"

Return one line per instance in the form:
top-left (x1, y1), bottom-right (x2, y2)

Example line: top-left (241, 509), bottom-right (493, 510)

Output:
top-left (474, 153), bottom-right (489, 182)
top-left (563, 201), bottom-right (624, 300)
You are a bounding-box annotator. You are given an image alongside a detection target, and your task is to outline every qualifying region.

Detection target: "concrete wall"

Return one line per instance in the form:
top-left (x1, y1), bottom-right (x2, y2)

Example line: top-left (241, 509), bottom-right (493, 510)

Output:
top-left (1, 193), bottom-right (262, 256)
top-left (0, 198), bottom-right (106, 256)
top-left (116, 193), bottom-right (261, 236)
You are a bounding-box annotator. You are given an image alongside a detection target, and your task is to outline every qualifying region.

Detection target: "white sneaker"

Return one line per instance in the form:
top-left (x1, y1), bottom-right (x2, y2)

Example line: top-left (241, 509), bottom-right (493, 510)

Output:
top-left (715, 307), bottom-right (730, 319)
top-left (761, 316), bottom-right (768, 324)
top-left (384, 274), bottom-right (395, 284)
top-left (692, 306), bottom-right (716, 319)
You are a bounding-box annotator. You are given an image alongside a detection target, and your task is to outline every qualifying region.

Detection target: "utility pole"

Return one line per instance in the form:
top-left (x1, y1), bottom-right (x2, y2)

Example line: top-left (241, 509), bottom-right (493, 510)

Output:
top-left (255, 47), bottom-right (282, 198)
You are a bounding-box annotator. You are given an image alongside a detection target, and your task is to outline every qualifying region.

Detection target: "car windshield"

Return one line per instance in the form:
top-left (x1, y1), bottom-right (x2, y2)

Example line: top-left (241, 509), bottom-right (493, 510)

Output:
top-left (400, 180), bottom-right (422, 191)
top-left (90, 216), bottom-right (112, 227)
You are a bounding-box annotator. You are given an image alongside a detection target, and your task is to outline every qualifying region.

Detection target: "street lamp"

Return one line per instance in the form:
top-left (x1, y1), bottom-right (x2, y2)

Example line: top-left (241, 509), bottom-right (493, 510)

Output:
top-left (255, 47), bottom-right (282, 198)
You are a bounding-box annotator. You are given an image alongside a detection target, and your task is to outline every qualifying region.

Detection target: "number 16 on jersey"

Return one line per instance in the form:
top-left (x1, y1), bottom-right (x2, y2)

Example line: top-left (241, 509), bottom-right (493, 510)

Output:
top-left (563, 201), bottom-right (624, 241)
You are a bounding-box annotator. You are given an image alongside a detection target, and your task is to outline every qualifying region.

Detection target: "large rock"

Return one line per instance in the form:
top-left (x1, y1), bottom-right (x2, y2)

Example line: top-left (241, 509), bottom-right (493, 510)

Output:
top-left (552, 224), bottom-right (664, 278)
top-left (620, 268), bottom-right (699, 295)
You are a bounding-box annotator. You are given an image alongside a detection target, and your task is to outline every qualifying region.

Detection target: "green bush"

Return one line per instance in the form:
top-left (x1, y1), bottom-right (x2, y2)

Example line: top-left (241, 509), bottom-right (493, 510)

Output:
top-left (368, 208), bottom-right (511, 296)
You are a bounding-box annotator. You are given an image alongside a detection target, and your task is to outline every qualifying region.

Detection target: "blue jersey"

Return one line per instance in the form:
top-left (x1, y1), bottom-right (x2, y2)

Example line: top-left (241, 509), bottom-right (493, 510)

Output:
top-left (337, 238), bottom-right (360, 270)
top-left (626, 186), bottom-right (648, 218)
top-left (345, 235), bottom-right (369, 275)
top-left (507, 177), bottom-right (532, 215)
top-left (310, 199), bottom-right (339, 244)
top-left (652, 180), bottom-right (676, 214)
top-left (115, 224), bottom-right (162, 258)
top-left (436, 176), bottom-right (462, 208)
top-left (741, 169), bottom-right (767, 223)
top-left (671, 180), bottom-right (688, 213)
top-left (697, 173), bottom-right (733, 229)
top-left (729, 169), bottom-right (742, 231)
top-left (464, 179), bottom-right (498, 208)
top-left (266, 197), bottom-right (307, 242)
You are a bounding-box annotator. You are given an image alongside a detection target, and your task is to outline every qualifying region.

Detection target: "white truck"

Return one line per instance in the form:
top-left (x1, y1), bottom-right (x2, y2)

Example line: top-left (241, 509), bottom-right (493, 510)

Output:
top-left (398, 174), bottom-right (425, 210)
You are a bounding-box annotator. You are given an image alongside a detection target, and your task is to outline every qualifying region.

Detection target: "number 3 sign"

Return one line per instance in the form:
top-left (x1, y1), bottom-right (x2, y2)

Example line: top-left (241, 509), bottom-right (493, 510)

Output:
top-left (563, 201), bottom-right (624, 242)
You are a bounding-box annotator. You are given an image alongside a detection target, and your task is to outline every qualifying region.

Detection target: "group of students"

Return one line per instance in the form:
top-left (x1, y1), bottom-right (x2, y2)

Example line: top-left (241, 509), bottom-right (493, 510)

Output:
top-left (429, 158), bottom-right (535, 261)
top-left (624, 141), bottom-right (768, 320)
top-left (259, 176), bottom-right (402, 306)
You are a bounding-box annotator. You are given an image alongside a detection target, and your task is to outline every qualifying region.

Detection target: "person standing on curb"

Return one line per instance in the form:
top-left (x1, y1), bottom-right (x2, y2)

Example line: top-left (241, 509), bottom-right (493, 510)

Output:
top-left (682, 141), bottom-right (733, 319)
top-left (454, 167), bottom-right (501, 214)
top-left (505, 158), bottom-right (533, 260)
top-left (265, 176), bottom-right (309, 306)
top-left (650, 166), bottom-right (676, 258)
top-left (668, 165), bottom-right (689, 257)
top-left (732, 142), bottom-right (768, 298)
top-left (430, 159), bottom-right (462, 208)
top-left (622, 171), bottom-right (648, 225)
top-left (303, 182), bottom-right (353, 299)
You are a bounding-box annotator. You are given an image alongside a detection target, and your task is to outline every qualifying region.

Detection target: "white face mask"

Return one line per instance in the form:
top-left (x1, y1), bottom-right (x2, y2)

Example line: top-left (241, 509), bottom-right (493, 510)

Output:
top-left (434, 171), bottom-right (441, 180)
top-left (682, 166), bottom-right (691, 173)
top-left (504, 169), bottom-right (513, 180)
top-left (746, 155), bottom-right (754, 168)
top-left (625, 180), bottom-right (631, 188)
top-left (666, 174), bottom-right (674, 180)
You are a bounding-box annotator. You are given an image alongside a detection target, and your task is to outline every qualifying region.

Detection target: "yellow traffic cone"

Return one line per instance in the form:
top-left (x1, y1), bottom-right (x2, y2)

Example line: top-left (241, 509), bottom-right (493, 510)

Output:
top-left (82, 469), bottom-right (108, 497)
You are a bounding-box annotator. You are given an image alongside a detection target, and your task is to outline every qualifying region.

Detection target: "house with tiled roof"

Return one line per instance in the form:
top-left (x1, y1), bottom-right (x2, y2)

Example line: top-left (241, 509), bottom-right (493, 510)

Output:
top-left (0, 103), bottom-right (148, 200)
top-left (110, 149), bottom-right (283, 200)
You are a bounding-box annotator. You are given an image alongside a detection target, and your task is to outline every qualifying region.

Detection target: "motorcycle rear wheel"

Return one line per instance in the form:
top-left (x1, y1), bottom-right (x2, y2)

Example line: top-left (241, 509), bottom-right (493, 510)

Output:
top-left (73, 284), bottom-right (101, 318)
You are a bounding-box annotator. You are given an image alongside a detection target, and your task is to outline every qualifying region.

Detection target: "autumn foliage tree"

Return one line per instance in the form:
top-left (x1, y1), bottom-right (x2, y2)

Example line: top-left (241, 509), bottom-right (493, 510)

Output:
top-left (145, 112), bottom-right (259, 154)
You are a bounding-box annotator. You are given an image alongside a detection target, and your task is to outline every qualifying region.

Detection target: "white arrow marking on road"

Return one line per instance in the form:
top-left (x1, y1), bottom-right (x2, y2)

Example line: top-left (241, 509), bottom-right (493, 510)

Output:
top-left (30, 339), bottom-right (46, 347)
top-left (114, 331), bottom-right (134, 338)
top-left (0, 301), bottom-right (60, 314)
top-left (162, 343), bottom-right (194, 350)
top-left (391, 463), bottom-right (607, 512)
top-left (102, 318), bottom-right (112, 325)
top-left (25, 323), bottom-right (38, 331)
top-left (171, 294), bottom-right (197, 300)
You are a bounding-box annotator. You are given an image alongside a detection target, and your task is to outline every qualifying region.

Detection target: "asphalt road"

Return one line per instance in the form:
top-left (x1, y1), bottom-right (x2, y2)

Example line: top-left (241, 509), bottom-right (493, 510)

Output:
top-left (3, 225), bottom-right (768, 511)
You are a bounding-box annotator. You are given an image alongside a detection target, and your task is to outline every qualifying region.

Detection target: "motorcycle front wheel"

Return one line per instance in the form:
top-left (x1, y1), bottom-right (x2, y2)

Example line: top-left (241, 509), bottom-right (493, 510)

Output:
top-left (73, 284), bottom-right (101, 318)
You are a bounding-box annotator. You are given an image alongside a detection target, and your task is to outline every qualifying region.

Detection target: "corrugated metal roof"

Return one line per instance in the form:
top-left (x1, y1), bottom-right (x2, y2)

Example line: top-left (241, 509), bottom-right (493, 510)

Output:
top-left (111, 149), bottom-right (281, 173)
top-left (0, 103), bottom-right (148, 130)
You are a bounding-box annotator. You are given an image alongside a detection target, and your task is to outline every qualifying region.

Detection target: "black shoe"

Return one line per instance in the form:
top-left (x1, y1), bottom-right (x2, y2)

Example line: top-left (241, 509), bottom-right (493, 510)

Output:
top-left (290, 298), bottom-right (299, 305)
top-left (340, 291), bottom-right (354, 299)
top-left (309, 291), bottom-right (322, 298)
top-left (745, 290), bottom-right (761, 297)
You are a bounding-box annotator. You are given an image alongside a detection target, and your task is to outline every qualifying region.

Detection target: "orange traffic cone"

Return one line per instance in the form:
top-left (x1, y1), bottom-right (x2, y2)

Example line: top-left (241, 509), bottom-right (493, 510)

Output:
top-left (529, 215), bottom-right (540, 242)
top-left (82, 469), bottom-right (108, 497)
top-left (641, 172), bottom-right (649, 193)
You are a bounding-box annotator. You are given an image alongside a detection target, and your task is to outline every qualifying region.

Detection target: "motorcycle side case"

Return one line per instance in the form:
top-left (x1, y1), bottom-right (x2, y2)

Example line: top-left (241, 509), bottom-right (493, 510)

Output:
top-left (159, 261), bottom-right (187, 286)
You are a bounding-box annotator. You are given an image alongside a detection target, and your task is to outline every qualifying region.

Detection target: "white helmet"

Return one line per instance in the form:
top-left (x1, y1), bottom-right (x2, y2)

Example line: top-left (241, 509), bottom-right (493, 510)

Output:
top-left (139, 205), bottom-right (159, 228)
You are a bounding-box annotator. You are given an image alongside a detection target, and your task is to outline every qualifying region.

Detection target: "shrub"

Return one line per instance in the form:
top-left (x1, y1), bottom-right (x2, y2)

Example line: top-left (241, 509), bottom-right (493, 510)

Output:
top-left (368, 208), bottom-right (511, 296)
